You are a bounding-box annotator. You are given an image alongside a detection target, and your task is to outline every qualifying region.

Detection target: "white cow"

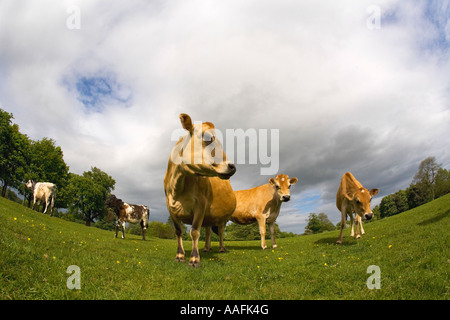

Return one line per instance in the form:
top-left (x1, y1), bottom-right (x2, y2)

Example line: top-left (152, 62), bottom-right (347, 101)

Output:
top-left (26, 180), bottom-right (56, 216)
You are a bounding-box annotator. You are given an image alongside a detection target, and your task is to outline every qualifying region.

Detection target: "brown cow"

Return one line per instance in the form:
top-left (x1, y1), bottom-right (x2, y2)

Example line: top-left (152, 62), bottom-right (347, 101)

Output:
top-left (164, 113), bottom-right (236, 267)
top-left (336, 172), bottom-right (379, 244)
top-left (106, 194), bottom-right (150, 241)
top-left (230, 174), bottom-right (298, 250)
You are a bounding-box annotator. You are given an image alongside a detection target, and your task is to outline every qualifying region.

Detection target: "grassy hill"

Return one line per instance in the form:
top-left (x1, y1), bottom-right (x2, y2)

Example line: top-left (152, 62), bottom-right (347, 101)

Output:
top-left (0, 194), bottom-right (448, 300)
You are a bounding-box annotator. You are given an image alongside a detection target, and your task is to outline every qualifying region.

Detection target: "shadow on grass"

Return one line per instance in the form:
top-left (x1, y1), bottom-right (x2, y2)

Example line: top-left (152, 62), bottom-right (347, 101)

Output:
top-left (417, 209), bottom-right (449, 226)
top-left (314, 236), bottom-right (357, 246)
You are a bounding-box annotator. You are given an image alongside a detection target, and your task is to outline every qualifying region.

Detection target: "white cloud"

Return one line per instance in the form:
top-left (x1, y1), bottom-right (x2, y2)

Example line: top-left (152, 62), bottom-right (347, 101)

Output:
top-left (1, 0), bottom-right (449, 234)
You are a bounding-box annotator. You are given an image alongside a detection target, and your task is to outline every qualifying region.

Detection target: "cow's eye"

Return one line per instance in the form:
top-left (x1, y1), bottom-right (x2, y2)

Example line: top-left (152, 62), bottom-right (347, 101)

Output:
top-left (276, 185), bottom-right (280, 190)
top-left (203, 133), bottom-right (215, 145)
top-left (288, 185), bottom-right (291, 189)
top-left (356, 199), bottom-right (361, 205)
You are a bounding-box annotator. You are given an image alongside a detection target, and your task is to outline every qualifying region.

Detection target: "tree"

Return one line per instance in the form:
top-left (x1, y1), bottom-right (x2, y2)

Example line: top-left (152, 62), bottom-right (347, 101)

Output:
top-left (317, 213), bottom-right (335, 232)
top-left (380, 190), bottom-right (409, 218)
top-left (406, 183), bottom-right (430, 209)
top-left (304, 212), bottom-right (334, 235)
top-left (413, 156), bottom-right (442, 201)
top-left (380, 194), bottom-right (397, 218)
top-left (434, 168), bottom-right (450, 198)
top-left (22, 137), bottom-right (70, 207)
top-left (66, 168), bottom-right (115, 226)
top-left (0, 109), bottom-right (29, 197)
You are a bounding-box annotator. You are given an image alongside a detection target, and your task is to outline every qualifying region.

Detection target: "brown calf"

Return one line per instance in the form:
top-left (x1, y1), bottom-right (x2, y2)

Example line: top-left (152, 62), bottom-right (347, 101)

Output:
top-left (336, 172), bottom-right (379, 244)
top-left (230, 174), bottom-right (298, 250)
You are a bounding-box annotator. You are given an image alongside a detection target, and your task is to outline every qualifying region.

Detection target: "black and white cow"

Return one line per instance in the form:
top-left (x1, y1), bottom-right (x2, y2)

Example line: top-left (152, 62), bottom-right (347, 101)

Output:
top-left (26, 180), bottom-right (56, 216)
top-left (106, 194), bottom-right (150, 240)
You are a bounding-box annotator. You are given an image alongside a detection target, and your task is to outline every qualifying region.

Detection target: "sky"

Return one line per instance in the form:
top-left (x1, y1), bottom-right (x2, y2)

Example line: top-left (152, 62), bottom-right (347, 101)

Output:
top-left (1, 0), bottom-right (449, 233)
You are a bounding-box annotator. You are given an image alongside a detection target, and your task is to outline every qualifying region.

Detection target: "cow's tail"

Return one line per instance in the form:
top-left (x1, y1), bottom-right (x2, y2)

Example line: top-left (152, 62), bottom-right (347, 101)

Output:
top-left (212, 226), bottom-right (219, 236)
top-left (145, 207), bottom-right (150, 229)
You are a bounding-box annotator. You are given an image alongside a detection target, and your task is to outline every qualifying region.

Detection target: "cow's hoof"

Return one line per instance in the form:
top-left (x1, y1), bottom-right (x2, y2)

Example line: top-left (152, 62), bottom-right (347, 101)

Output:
top-left (273, 245), bottom-right (278, 249)
top-left (203, 247), bottom-right (211, 252)
top-left (356, 235), bottom-right (361, 239)
top-left (336, 240), bottom-right (342, 245)
top-left (218, 247), bottom-right (226, 253)
top-left (189, 258), bottom-right (200, 268)
top-left (175, 255), bottom-right (185, 263)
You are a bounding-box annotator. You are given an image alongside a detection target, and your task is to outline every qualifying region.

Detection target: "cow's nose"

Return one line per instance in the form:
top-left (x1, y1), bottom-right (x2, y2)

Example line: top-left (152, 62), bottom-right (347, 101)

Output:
top-left (228, 163), bottom-right (236, 171)
top-left (364, 213), bottom-right (373, 220)
top-left (282, 195), bottom-right (291, 202)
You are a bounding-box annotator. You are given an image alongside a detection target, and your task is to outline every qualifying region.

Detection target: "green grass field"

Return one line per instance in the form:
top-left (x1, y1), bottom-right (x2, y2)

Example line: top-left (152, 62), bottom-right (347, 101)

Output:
top-left (0, 194), bottom-right (448, 300)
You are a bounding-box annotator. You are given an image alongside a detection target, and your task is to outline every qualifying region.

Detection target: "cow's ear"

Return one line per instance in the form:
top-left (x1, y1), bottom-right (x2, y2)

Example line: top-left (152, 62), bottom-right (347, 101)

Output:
top-left (289, 177), bottom-right (298, 185)
top-left (369, 188), bottom-right (379, 197)
top-left (179, 113), bottom-right (193, 133)
top-left (345, 192), bottom-right (354, 201)
top-left (269, 178), bottom-right (276, 186)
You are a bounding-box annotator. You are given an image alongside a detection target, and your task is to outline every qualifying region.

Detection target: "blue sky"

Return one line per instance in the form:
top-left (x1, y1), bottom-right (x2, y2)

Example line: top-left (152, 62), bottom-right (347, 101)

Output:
top-left (1, 0), bottom-right (449, 233)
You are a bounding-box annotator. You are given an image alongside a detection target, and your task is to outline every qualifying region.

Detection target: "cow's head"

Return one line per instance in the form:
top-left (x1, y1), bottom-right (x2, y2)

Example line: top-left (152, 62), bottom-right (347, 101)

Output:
top-left (172, 113), bottom-right (236, 180)
top-left (345, 188), bottom-right (379, 220)
top-left (106, 194), bottom-right (123, 213)
top-left (269, 174), bottom-right (298, 202)
top-left (25, 180), bottom-right (34, 189)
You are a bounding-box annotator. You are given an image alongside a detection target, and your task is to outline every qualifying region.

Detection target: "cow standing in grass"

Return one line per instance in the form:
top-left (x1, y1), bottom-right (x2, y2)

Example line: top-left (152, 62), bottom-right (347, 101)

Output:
top-left (106, 194), bottom-right (150, 241)
top-left (336, 172), bottom-right (379, 244)
top-left (25, 180), bottom-right (56, 216)
top-left (229, 174), bottom-right (298, 250)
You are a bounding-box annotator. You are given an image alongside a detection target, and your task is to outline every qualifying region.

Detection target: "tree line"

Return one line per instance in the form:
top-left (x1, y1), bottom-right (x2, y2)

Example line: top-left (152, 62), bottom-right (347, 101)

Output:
top-left (3, 108), bottom-right (449, 238)
top-left (376, 156), bottom-right (450, 219)
top-left (0, 108), bottom-right (115, 227)
top-left (304, 156), bottom-right (450, 235)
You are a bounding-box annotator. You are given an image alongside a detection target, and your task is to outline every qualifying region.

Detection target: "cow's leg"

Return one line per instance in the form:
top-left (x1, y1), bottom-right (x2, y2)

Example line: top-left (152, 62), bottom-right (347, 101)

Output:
top-left (217, 222), bottom-right (226, 253)
top-left (31, 197), bottom-right (37, 211)
top-left (269, 222), bottom-right (277, 248)
top-left (203, 227), bottom-right (212, 252)
top-left (355, 215), bottom-right (361, 239)
top-left (115, 221), bottom-right (119, 238)
top-left (256, 216), bottom-right (268, 250)
top-left (140, 220), bottom-right (147, 241)
top-left (172, 217), bottom-right (185, 263)
top-left (350, 213), bottom-right (355, 237)
top-left (359, 216), bottom-right (366, 235)
top-left (49, 194), bottom-right (55, 217)
top-left (43, 198), bottom-right (49, 214)
top-left (121, 221), bottom-right (126, 239)
top-left (337, 209), bottom-right (346, 244)
top-left (189, 213), bottom-right (204, 268)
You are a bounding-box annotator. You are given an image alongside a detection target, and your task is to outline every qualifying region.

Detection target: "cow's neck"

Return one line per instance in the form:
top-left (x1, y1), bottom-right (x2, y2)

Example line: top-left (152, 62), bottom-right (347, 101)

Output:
top-left (167, 162), bottom-right (188, 198)
top-left (271, 194), bottom-right (282, 211)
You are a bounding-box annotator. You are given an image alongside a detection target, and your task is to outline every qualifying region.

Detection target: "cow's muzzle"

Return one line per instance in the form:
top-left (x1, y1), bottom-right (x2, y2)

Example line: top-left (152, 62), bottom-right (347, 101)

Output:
top-left (217, 163), bottom-right (236, 180)
top-left (364, 213), bottom-right (373, 220)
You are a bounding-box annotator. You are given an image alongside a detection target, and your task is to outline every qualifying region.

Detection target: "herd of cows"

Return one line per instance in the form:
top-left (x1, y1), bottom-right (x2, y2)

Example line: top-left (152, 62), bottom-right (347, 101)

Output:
top-left (25, 113), bottom-right (379, 268)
